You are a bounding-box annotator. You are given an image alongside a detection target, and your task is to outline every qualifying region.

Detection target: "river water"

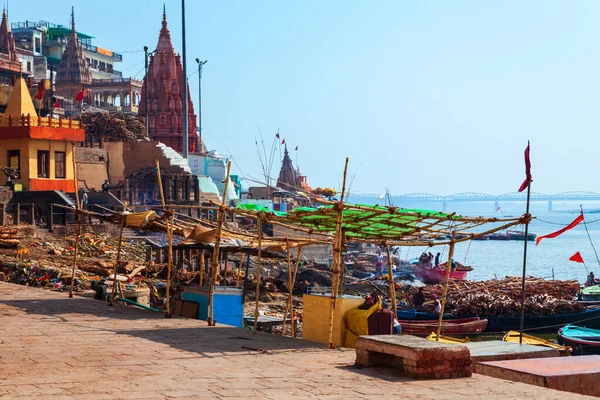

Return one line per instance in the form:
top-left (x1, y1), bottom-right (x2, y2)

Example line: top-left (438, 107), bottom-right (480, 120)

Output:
top-left (397, 212), bottom-right (600, 284)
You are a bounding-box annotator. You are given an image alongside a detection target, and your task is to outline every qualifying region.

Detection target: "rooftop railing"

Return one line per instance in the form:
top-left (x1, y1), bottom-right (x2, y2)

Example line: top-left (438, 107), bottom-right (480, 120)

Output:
top-left (0, 114), bottom-right (81, 129)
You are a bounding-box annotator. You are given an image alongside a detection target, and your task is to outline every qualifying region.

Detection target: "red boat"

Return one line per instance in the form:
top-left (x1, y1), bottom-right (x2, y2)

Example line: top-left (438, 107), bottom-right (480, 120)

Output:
top-left (413, 266), bottom-right (468, 284)
top-left (398, 317), bottom-right (488, 337)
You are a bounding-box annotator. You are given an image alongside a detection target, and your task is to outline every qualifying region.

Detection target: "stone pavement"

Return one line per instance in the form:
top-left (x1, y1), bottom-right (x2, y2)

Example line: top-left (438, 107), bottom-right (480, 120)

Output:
top-left (0, 282), bottom-right (594, 400)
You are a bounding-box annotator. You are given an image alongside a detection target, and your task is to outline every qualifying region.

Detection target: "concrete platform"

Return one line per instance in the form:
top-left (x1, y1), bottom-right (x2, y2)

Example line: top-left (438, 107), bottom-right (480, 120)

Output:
top-left (477, 355), bottom-right (600, 397)
top-left (464, 340), bottom-right (561, 372)
top-left (355, 335), bottom-right (472, 379)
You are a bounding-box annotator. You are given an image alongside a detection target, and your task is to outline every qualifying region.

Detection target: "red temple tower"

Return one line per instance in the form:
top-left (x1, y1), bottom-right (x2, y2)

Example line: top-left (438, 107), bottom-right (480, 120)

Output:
top-left (139, 8), bottom-right (198, 154)
top-left (54, 8), bottom-right (92, 109)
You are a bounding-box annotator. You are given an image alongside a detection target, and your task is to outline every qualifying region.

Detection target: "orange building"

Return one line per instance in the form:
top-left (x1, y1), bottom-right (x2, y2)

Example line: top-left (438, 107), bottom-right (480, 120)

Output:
top-left (0, 74), bottom-right (84, 191)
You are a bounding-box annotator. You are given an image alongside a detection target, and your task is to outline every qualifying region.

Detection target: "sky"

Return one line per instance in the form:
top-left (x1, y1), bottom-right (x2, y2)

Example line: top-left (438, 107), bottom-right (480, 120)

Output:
top-left (11, 1), bottom-right (600, 196)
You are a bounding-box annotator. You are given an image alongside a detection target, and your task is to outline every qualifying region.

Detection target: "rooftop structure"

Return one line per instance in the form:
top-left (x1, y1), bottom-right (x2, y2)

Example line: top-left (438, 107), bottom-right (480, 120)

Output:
top-left (0, 10), bottom-right (22, 83)
top-left (0, 74), bottom-right (84, 191)
top-left (276, 144), bottom-right (303, 192)
top-left (138, 8), bottom-right (199, 154)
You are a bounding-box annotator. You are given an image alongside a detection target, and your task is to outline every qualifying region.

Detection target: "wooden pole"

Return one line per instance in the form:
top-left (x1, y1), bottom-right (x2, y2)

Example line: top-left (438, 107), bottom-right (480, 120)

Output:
top-left (327, 157), bottom-right (349, 349)
top-left (436, 241), bottom-right (455, 339)
top-left (199, 250), bottom-right (205, 286)
top-left (68, 143), bottom-right (81, 299)
top-left (519, 178), bottom-right (532, 344)
top-left (155, 160), bottom-right (173, 318)
top-left (386, 243), bottom-right (397, 317)
top-left (290, 246), bottom-right (303, 338)
top-left (253, 217), bottom-right (263, 334)
top-left (236, 253), bottom-right (242, 287)
top-left (281, 237), bottom-right (292, 336)
top-left (207, 161), bottom-right (232, 325)
top-left (109, 201), bottom-right (128, 306)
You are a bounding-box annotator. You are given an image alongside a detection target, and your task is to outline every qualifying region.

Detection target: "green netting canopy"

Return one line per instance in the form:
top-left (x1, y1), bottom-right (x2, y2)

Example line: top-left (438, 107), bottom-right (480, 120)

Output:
top-left (236, 203), bottom-right (524, 243)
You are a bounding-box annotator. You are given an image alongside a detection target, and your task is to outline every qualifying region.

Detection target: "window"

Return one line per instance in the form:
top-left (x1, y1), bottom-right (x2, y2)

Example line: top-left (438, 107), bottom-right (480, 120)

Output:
top-left (160, 115), bottom-right (167, 127)
top-left (37, 150), bottom-right (50, 178)
top-left (55, 152), bottom-right (65, 179)
top-left (26, 61), bottom-right (31, 72)
top-left (35, 37), bottom-right (41, 53)
top-left (7, 150), bottom-right (20, 175)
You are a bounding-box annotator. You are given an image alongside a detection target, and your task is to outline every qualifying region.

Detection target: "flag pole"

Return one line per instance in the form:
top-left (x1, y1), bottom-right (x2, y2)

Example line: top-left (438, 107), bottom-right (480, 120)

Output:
top-left (519, 179), bottom-right (532, 344)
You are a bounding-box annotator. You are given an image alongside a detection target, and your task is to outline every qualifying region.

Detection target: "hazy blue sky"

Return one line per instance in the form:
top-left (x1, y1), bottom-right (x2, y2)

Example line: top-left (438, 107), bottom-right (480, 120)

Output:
top-left (12, 1), bottom-right (600, 196)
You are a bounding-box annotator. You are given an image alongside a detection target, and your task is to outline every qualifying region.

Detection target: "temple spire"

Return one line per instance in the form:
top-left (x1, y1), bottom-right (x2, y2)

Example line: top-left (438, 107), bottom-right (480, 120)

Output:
top-left (71, 6), bottom-right (75, 32)
top-left (162, 3), bottom-right (167, 28)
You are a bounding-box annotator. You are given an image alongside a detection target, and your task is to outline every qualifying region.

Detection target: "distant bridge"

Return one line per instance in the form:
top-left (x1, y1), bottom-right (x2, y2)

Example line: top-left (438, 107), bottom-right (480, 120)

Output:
top-left (348, 191), bottom-right (600, 212)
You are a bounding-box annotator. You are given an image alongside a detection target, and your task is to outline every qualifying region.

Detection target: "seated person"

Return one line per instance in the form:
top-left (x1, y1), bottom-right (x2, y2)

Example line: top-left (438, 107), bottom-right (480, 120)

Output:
top-left (586, 272), bottom-right (599, 287)
top-left (412, 287), bottom-right (425, 307)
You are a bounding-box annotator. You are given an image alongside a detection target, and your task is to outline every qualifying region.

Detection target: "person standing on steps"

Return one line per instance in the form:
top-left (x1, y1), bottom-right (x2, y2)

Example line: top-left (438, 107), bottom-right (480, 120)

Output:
top-left (102, 180), bottom-right (110, 192)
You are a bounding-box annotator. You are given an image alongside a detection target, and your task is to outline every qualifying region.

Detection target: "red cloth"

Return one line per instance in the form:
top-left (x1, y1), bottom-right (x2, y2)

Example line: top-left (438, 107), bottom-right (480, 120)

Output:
top-left (75, 89), bottom-right (85, 102)
top-left (281, 139), bottom-right (285, 145)
top-left (536, 213), bottom-right (584, 245)
top-left (367, 309), bottom-right (394, 335)
top-left (35, 86), bottom-right (44, 100)
top-left (518, 141), bottom-right (531, 192)
top-left (569, 251), bottom-right (584, 263)
top-left (54, 99), bottom-right (61, 108)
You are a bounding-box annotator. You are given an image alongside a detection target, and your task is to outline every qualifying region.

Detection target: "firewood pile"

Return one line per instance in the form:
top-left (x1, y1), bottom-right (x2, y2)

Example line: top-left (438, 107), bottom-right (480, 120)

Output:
top-left (82, 112), bottom-right (146, 142)
top-left (451, 293), bottom-right (584, 317)
top-left (423, 276), bottom-right (580, 301)
top-left (419, 277), bottom-right (583, 317)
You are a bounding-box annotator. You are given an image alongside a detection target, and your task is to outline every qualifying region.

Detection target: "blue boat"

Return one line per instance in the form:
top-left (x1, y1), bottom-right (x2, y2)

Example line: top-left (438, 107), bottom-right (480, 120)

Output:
top-left (558, 324), bottom-right (600, 355)
top-left (397, 307), bottom-right (600, 333)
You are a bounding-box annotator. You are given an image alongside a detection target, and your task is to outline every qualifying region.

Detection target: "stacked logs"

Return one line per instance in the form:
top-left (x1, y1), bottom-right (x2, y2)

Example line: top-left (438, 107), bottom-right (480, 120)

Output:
top-left (420, 277), bottom-right (583, 317)
top-left (82, 113), bottom-right (146, 142)
top-left (0, 228), bottom-right (20, 248)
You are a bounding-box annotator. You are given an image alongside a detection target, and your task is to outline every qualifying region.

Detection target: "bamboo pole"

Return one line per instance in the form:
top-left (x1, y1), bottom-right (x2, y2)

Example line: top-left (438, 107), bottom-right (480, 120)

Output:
top-left (236, 253), bottom-right (242, 287)
top-left (68, 143), bottom-right (81, 299)
top-left (386, 243), bottom-right (397, 317)
top-left (290, 246), bottom-right (303, 338)
top-left (327, 157), bottom-right (349, 349)
top-left (199, 250), bottom-right (205, 286)
top-left (207, 161), bottom-right (232, 326)
top-left (109, 201), bottom-right (128, 306)
top-left (253, 217), bottom-right (263, 334)
top-left (436, 241), bottom-right (455, 339)
top-left (281, 237), bottom-right (292, 336)
top-left (155, 160), bottom-right (172, 318)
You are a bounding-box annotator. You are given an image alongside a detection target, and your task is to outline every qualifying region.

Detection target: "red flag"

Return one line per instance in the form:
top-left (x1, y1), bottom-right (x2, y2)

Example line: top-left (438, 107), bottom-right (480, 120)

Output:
top-left (35, 86), bottom-right (44, 100)
top-left (53, 99), bottom-right (61, 108)
top-left (496, 206), bottom-right (501, 211)
top-left (75, 89), bottom-right (85, 102)
top-left (518, 141), bottom-right (531, 192)
top-left (536, 213), bottom-right (584, 245)
top-left (281, 139), bottom-right (285, 145)
top-left (569, 252), bottom-right (584, 263)
top-left (295, 146), bottom-right (298, 151)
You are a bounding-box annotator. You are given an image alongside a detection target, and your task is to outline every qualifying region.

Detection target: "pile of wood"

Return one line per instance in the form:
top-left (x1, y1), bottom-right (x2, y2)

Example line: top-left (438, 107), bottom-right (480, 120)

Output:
top-left (423, 276), bottom-right (580, 301)
top-left (451, 292), bottom-right (584, 317)
top-left (82, 112), bottom-right (146, 142)
top-left (0, 228), bottom-right (20, 249)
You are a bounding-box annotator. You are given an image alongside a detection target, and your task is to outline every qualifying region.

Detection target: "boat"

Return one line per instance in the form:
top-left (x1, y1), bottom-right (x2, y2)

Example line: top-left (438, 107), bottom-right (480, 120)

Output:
top-left (506, 230), bottom-right (537, 241)
top-left (413, 266), bottom-right (468, 284)
top-left (484, 307), bottom-right (600, 333)
top-left (426, 332), bottom-right (470, 344)
top-left (579, 285), bottom-right (600, 301)
top-left (397, 317), bottom-right (488, 337)
top-left (503, 330), bottom-right (571, 355)
top-left (397, 307), bottom-right (600, 333)
top-left (558, 325), bottom-right (600, 355)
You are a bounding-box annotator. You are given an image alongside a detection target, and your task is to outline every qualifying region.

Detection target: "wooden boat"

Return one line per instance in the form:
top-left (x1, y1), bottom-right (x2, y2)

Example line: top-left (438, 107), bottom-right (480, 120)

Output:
top-left (506, 230), bottom-right (537, 241)
top-left (580, 285), bottom-right (600, 301)
top-left (485, 307), bottom-right (600, 333)
top-left (397, 317), bottom-right (488, 337)
top-left (426, 332), bottom-right (470, 344)
top-left (398, 307), bottom-right (600, 333)
top-left (503, 330), bottom-right (570, 355)
top-left (413, 267), bottom-right (468, 284)
top-left (558, 325), bottom-right (600, 355)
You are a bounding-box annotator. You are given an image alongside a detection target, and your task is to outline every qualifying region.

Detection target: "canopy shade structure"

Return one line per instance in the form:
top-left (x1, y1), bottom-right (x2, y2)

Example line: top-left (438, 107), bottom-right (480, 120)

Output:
top-left (236, 202), bottom-right (528, 245)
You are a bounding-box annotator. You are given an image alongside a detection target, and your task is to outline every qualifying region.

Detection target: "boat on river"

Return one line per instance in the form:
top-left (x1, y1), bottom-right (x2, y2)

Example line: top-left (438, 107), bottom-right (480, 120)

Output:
top-left (579, 285), bottom-right (600, 301)
top-left (413, 267), bottom-right (468, 284)
top-left (397, 307), bottom-right (600, 333)
top-left (503, 330), bottom-right (570, 355)
top-left (398, 317), bottom-right (488, 337)
top-left (558, 325), bottom-right (600, 355)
